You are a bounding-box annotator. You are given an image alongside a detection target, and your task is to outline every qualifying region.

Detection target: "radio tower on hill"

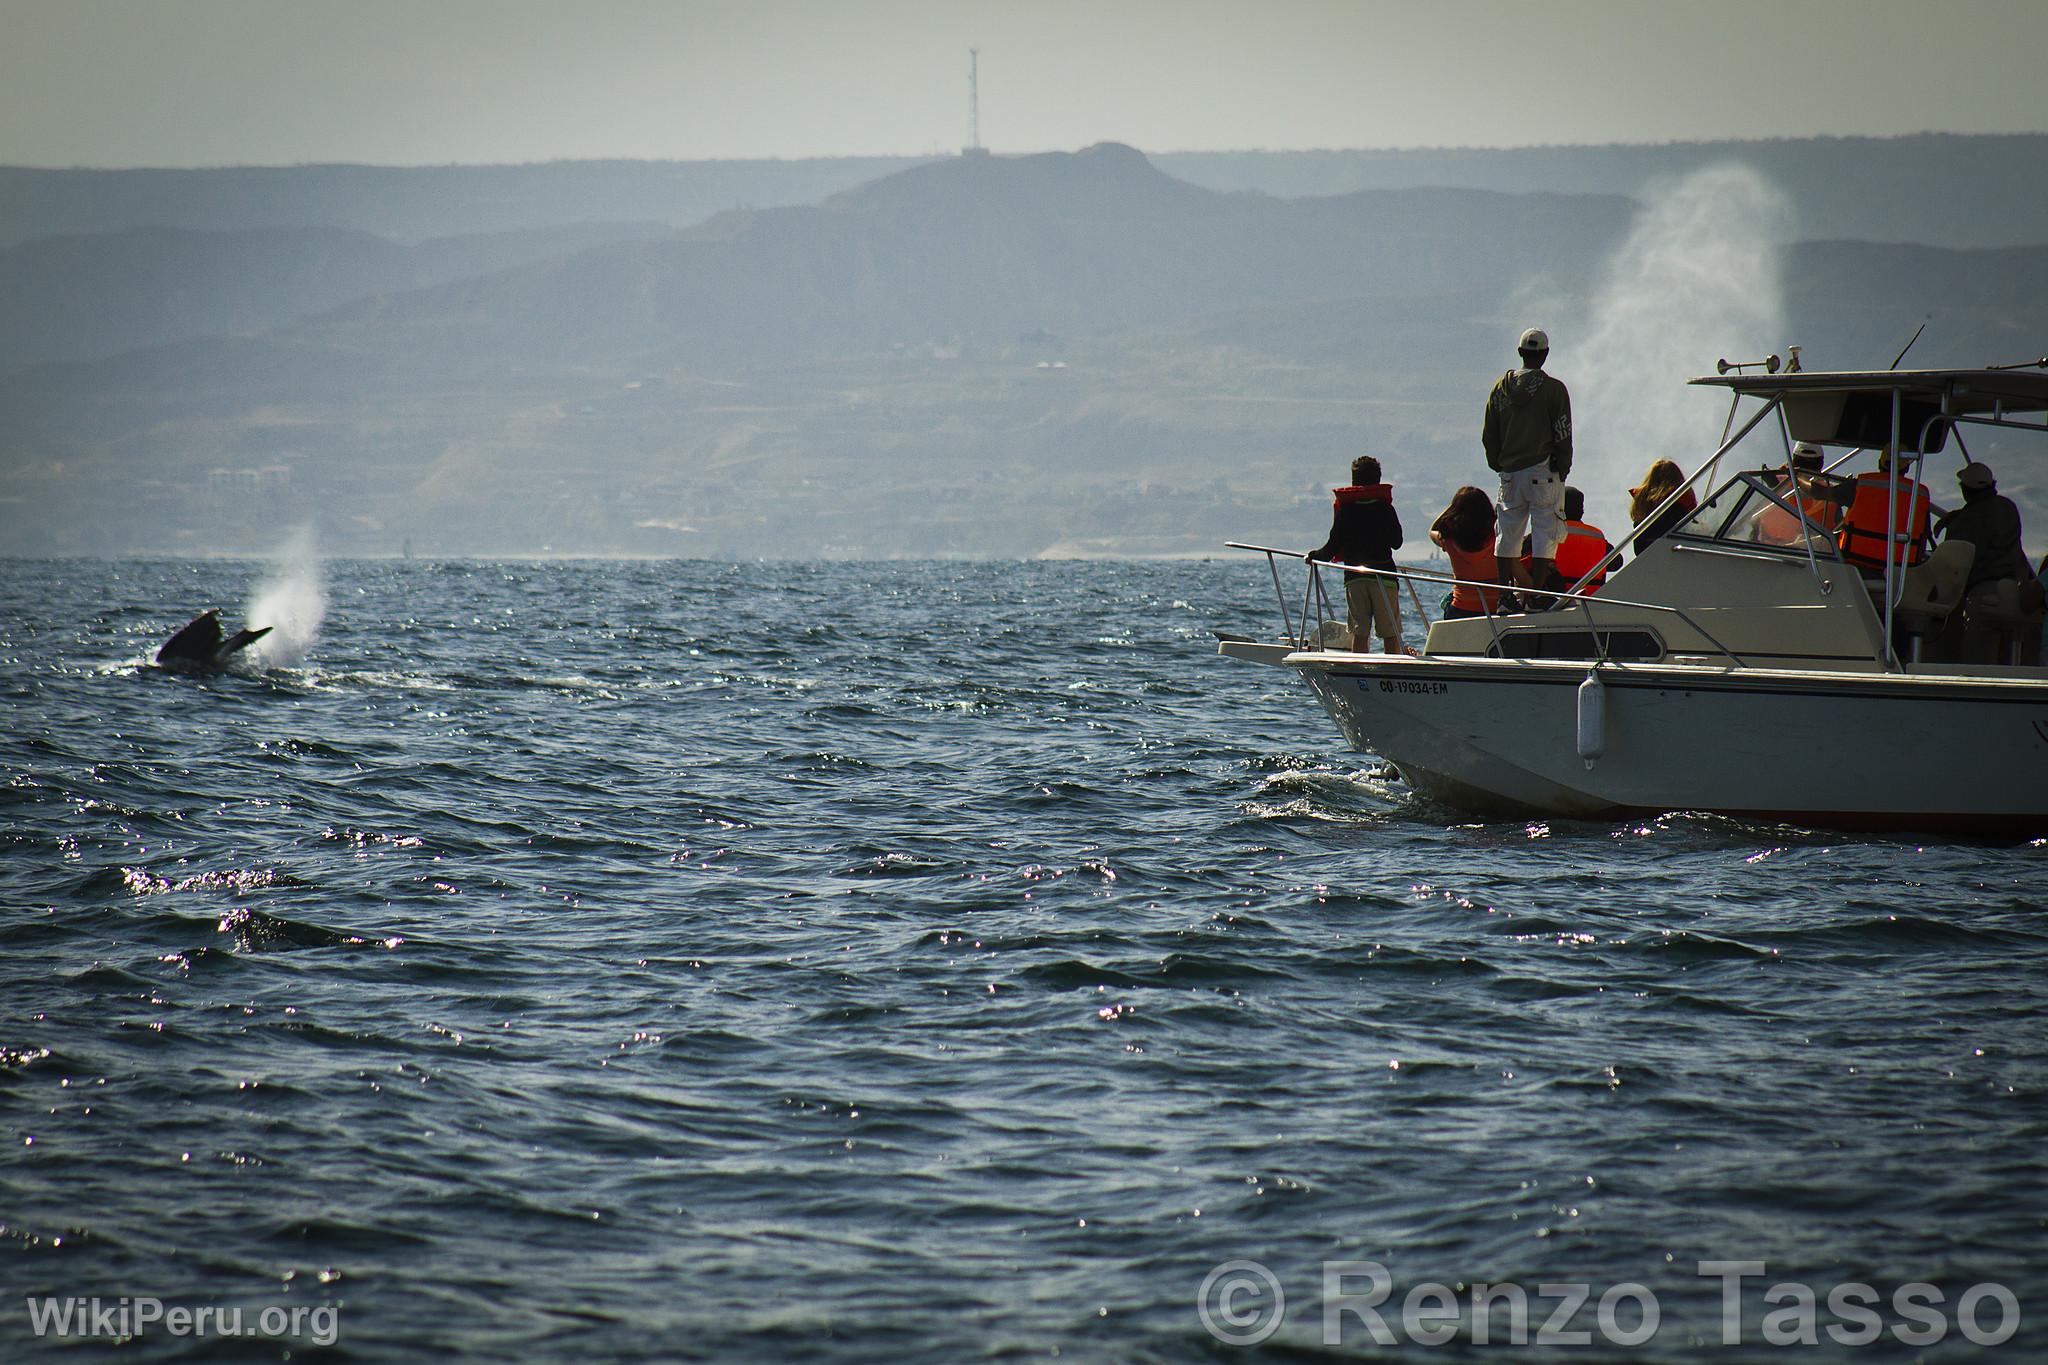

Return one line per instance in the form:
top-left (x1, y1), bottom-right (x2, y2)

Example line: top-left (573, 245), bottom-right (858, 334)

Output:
top-left (964, 48), bottom-right (989, 157)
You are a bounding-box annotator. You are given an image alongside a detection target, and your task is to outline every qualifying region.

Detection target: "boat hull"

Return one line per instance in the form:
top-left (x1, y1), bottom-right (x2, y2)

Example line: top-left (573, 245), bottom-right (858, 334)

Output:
top-left (1294, 654), bottom-right (2048, 834)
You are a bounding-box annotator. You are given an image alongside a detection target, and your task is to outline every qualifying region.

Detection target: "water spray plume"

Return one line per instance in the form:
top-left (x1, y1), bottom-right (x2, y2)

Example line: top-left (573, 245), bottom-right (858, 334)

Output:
top-left (1569, 164), bottom-right (1796, 536)
top-left (245, 524), bottom-right (327, 668)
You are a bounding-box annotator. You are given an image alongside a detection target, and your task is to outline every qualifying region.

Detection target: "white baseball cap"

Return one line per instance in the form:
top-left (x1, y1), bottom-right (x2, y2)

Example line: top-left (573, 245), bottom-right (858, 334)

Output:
top-left (1518, 328), bottom-right (1550, 352)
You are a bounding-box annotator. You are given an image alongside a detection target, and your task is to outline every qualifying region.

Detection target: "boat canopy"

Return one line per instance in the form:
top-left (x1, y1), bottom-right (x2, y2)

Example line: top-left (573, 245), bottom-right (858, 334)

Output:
top-left (1689, 368), bottom-right (2048, 453)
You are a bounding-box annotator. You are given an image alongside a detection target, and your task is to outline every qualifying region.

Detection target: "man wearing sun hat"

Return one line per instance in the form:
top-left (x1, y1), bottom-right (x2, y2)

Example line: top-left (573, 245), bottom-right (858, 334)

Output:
top-left (1935, 461), bottom-right (2038, 661)
top-left (1938, 461), bottom-right (2030, 591)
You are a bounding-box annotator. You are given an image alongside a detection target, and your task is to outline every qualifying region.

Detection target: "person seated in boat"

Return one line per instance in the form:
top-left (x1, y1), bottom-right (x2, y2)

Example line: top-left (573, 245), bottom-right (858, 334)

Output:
top-left (1937, 462), bottom-right (2037, 659)
top-left (1511, 487), bottom-right (1616, 600)
top-left (1938, 462), bottom-right (2031, 593)
top-left (2032, 552), bottom-right (2048, 666)
top-left (1628, 459), bottom-right (1697, 552)
top-left (1748, 443), bottom-right (1841, 545)
top-left (1307, 454), bottom-right (1406, 652)
top-left (1429, 486), bottom-right (1502, 618)
top-left (1554, 486), bottom-right (1616, 592)
top-left (1837, 445), bottom-right (1934, 575)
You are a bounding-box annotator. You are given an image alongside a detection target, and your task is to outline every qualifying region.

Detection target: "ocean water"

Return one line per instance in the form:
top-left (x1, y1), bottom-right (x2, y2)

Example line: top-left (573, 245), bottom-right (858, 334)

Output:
top-left (2, 555), bottom-right (2043, 1361)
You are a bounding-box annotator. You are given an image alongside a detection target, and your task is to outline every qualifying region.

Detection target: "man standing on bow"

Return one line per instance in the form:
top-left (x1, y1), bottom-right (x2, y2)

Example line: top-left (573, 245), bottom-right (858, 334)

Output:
top-left (1482, 327), bottom-right (1574, 609)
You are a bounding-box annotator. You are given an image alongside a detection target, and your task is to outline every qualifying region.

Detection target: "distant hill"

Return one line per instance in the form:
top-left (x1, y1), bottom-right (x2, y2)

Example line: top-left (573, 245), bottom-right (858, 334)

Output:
top-left (1158, 135), bottom-right (2048, 250)
top-left (0, 158), bottom-right (932, 246)
top-left (254, 144), bottom-right (1633, 377)
top-left (0, 221), bottom-right (678, 372)
top-left (1785, 240), bottom-right (2048, 367)
top-left (0, 145), bottom-right (1636, 448)
top-left (4, 134), bottom-right (2042, 251)
top-left (2, 143), bottom-right (2045, 559)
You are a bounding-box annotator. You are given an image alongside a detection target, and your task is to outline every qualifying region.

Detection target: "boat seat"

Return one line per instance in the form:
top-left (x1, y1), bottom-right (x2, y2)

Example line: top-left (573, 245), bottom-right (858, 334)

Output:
top-left (1892, 540), bottom-right (1973, 662)
top-left (1314, 619), bottom-right (1356, 652)
top-left (1963, 575), bottom-right (2044, 665)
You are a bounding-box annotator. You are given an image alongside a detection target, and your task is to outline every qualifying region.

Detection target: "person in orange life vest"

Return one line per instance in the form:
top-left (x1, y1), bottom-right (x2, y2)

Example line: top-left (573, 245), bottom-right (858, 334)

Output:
top-left (1748, 443), bottom-right (1842, 545)
top-left (1429, 486), bottom-right (1501, 619)
top-left (1628, 459), bottom-right (1697, 552)
top-left (1552, 486), bottom-right (1616, 591)
top-left (1837, 446), bottom-right (1934, 573)
top-left (1307, 454), bottom-right (1405, 652)
top-left (1512, 490), bottom-right (1614, 595)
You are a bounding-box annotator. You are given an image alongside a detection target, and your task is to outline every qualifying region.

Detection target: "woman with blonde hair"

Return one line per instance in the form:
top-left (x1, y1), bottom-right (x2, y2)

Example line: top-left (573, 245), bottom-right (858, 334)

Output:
top-left (1629, 459), bottom-right (1697, 551)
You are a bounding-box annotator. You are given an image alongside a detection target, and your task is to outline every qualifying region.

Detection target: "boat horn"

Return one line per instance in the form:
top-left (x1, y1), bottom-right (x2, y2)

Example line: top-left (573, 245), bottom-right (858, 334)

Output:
top-left (1715, 353), bottom-right (1781, 375)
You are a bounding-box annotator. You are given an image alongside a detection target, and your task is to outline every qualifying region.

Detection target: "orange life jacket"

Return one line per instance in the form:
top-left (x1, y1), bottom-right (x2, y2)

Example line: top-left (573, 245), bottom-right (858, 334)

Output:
top-left (1322, 483), bottom-right (1400, 569)
top-left (1837, 471), bottom-right (1931, 570)
top-left (1519, 520), bottom-right (1611, 591)
top-left (1755, 478), bottom-right (1841, 545)
top-left (1554, 520), bottom-right (1611, 590)
top-left (1444, 536), bottom-right (1500, 611)
top-left (1332, 483), bottom-right (1393, 509)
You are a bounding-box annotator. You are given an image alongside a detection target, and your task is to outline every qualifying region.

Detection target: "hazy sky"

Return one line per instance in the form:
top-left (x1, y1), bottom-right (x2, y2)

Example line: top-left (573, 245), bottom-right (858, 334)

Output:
top-left (3, 0), bottom-right (2044, 167)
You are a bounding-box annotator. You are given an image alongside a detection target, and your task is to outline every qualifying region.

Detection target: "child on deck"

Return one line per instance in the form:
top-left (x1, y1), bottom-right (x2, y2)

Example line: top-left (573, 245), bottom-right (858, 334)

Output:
top-left (1308, 455), bottom-right (1405, 652)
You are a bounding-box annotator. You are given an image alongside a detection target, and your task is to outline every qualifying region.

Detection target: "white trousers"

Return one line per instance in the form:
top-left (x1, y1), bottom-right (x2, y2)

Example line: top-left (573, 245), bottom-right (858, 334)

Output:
top-left (1498, 465), bottom-right (1565, 559)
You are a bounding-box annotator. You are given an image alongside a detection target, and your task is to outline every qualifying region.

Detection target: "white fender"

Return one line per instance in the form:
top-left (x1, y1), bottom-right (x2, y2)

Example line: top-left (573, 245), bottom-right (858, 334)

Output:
top-left (1576, 668), bottom-right (1606, 770)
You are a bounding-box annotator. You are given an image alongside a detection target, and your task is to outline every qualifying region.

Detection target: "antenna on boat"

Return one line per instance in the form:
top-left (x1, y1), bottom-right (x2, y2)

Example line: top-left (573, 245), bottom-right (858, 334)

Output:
top-left (1986, 355), bottom-right (2048, 371)
top-left (1714, 353), bottom-right (1780, 375)
top-left (1888, 321), bottom-right (1927, 370)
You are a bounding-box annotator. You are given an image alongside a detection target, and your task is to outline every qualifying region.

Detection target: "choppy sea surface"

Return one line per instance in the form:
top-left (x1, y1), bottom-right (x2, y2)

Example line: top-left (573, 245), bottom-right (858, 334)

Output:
top-left (2, 556), bottom-right (2044, 1361)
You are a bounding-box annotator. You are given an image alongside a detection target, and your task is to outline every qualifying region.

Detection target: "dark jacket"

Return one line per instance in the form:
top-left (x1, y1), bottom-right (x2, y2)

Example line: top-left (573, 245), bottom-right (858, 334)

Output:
top-left (1309, 484), bottom-right (1403, 571)
top-left (1938, 490), bottom-right (2030, 587)
top-left (1483, 368), bottom-right (1574, 477)
top-left (1634, 489), bottom-right (1698, 552)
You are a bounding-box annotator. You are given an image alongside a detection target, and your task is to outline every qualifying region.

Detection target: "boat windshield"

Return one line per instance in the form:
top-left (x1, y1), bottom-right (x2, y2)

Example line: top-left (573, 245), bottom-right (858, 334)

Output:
top-left (1668, 468), bottom-right (1850, 556)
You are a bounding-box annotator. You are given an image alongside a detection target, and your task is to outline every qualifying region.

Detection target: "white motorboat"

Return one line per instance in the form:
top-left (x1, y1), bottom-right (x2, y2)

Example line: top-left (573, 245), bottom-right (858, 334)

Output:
top-left (1221, 365), bottom-right (2048, 834)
